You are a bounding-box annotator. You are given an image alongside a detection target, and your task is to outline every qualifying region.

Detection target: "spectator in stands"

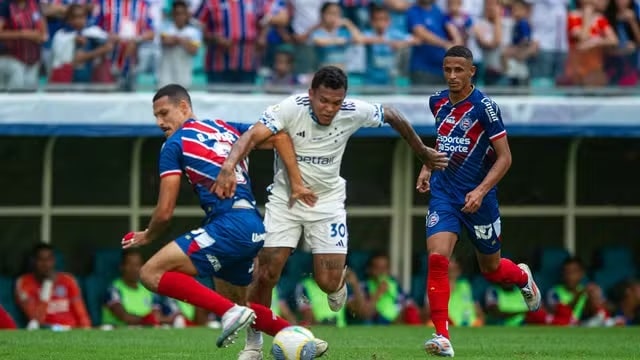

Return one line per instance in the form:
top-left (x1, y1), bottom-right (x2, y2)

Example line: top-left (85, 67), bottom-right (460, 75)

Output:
top-left (407, 0), bottom-right (460, 85)
top-left (265, 45), bottom-right (301, 87)
top-left (296, 269), bottom-right (364, 327)
top-left (362, 4), bottom-right (416, 85)
top-left (484, 283), bottom-right (530, 326)
top-left (102, 249), bottom-right (161, 327)
top-left (560, 0), bottom-right (618, 86)
top-left (310, 2), bottom-right (363, 70)
top-left (92, 0), bottom-right (155, 90)
top-left (610, 279), bottom-right (640, 325)
top-left (604, 0), bottom-right (640, 85)
top-left (15, 243), bottom-right (91, 329)
top-left (156, 296), bottom-right (210, 327)
top-left (501, 0), bottom-right (536, 86)
top-left (136, 0), bottom-right (163, 85)
top-left (157, 0), bottom-right (201, 88)
top-left (529, 0), bottom-right (569, 86)
top-left (0, 0), bottom-right (47, 90)
top-left (477, 0), bottom-right (506, 85)
top-left (340, 0), bottom-right (371, 29)
top-left (546, 257), bottom-right (610, 326)
top-left (0, 304), bottom-right (17, 329)
top-left (196, 0), bottom-right (289, 85)
top-left (443, 0), bottom-right (470, 47)
top-left (50, 4), bottom-right (115, 84)
top-left (425, 257), bottom-right (484, 327)
top-left (289, 0), bottom-right (332, 75)
top-left (361, 252), bottom-right (411, 324)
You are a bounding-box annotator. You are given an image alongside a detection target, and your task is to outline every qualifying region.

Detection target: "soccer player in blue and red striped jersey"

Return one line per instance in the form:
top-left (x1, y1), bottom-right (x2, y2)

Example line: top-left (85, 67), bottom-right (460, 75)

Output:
top-left (417, 46), bottom-right (542, 357)
top-left (195, 0), bottom-right (288, 84)
top-left (121, 84), bottom-right (322, 352)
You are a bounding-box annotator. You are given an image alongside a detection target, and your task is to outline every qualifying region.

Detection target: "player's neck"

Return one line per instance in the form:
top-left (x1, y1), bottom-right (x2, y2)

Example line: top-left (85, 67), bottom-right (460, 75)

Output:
top-left (448, 85), bottom-right (474, 105)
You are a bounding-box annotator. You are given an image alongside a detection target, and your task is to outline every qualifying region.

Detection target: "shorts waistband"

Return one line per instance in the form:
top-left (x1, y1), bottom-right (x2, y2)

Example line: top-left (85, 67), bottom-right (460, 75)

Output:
top-left (232, 199), bottom-right (254, 210)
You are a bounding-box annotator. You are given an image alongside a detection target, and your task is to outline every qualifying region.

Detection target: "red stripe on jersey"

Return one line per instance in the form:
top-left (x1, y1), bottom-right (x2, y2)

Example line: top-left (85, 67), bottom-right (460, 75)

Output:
top-left (229, 0), bottom-right (241, 41)
top-left (183, 120), bottom-right (218, 134)
top-left (160, 170), bottom-right (182, 178)
top-left (438, 101), bottom-right (473, 137)
top-left (432, 98), bottom-right (449, 117)
top-left (490, 130), bottom-right (507, 141)
top-left (186, 239), bottom-right (201, 255)
top-left (213, 119), bottom-right (241, 137)
top-left (182, 138), bottom-right (226, 165)
top-left (464, 121), bottom-right (485, 158)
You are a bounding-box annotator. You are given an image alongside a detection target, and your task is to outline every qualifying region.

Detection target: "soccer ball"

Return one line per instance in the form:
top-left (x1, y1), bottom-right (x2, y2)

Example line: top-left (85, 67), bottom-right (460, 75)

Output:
top-left (271, 326), bottom-right (317, 360)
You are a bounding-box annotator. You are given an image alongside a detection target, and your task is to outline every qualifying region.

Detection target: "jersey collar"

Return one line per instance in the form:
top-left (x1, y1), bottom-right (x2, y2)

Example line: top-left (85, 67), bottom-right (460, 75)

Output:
top-left (448, 85), bottom-right (475, 106)
top-left (308, 106), bottom-right (324, 126)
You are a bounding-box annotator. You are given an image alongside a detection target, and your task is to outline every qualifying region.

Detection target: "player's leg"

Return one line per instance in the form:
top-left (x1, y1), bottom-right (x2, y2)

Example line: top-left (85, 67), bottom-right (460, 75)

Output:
top-left (464, 199), bottom-right (541, 312)
top-left (304, 208), bottom-right (348, 311)
top-left (423, 198), bottom-right (460, 358)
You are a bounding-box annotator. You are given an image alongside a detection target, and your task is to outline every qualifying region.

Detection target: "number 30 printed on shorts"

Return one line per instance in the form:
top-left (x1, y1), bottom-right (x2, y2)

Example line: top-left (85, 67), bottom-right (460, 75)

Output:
top-left (330, 222), bottom-right (347, 248)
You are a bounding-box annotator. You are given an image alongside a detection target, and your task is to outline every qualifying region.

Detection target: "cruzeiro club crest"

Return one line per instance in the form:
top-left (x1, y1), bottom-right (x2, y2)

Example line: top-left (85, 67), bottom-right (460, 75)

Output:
top-left (427, 211), bottom-right (439, 228)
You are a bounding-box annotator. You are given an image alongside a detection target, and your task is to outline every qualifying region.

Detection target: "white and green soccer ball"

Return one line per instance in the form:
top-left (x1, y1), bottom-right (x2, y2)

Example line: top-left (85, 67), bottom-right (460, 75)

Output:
top-left (271, 326), bottom-right (317, 360)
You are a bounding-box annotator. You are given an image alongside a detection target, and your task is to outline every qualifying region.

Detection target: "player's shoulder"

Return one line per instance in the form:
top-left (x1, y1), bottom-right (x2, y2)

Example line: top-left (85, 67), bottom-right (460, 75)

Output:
top-left (471, 88), bottom-right (499, 111)
top-left (269, 93), bottom-right (308, 114)
top-left (16, 273), bottom-right (36, 287)
top-left (429, 89), bottom-right (449, 102)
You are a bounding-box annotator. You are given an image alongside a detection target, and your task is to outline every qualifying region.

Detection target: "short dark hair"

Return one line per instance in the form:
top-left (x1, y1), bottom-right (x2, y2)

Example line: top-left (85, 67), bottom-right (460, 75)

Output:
top-left (32, 243), bottom-right (54, 258)
top-left (121, 249), bottom-right (142, 265)
top-left (369, 3), bottom-right (388, 17)
top-left (153, 84), bottom-right (192, 107)
top-left (65, 3), bottom-right (85, 21)
top-left (311, 66), bottom-right (348, 91)
top-left (366, 251), bottom-right (389, 268)
top-left (320, 1), bottom-right (340, 15)
top-left (563, 256), bottom-right (584, 269)
top-left (172, 0), bottom-right (188, 11)
top-left (444, 45), bottom-right (474, 62)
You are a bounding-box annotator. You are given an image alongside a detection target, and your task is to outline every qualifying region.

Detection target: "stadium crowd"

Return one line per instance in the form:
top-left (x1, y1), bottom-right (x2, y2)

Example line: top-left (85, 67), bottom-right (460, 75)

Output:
top-left (0, 243), bottom-right (638, 330)
top-left (0, 0), bottom-right (639, 90)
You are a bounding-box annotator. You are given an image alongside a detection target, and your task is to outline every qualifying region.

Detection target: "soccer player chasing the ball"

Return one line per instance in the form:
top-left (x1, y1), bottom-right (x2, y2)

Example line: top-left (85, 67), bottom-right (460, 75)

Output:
top-left (121, 84), bottom-right (319, 351)
top-left (214, 66), bottom-right (448, 360)
top-left (418, 46), bottom-right (541, 357)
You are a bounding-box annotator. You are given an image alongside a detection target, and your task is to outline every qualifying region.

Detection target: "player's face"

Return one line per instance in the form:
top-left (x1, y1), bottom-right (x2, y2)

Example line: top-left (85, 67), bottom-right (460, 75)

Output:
top-left (443, 56), bottom-right (475, 93)
top-left (34, 249), bottom-right (55, 278)
top-left (121, 253), bottom-right (143, 282)
top-left (368, 256), bottom-right (390, 279)
top-left (562, 262), bottom-right (584, 288)
top-left (153, 95), bottom-right (189, 138)
top-left (308, 85), bottom-right (346, 126)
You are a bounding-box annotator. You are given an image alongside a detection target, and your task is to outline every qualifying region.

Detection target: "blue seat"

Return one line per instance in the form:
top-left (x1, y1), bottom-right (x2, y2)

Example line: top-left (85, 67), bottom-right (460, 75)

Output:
top-left (597, 246), bottom-right (634, 270)
top-left (594, 267), bottom-right (637, 294)
top-left (347, 250), bottom-right (371, 280)
top-left (538, 247), bottom-right (570, 274)
top-left (471, 274), bottom-right (490, 305)
top-left (93, 249), bottom-right (122, 282)
top-left (0, 276), bottom-right (24, 327)
top-left (54, 250), bottom-right (67, 272)
top-left (410, 274), bottom-right (426, 307)
top-left (82, 274), bottom-right (108, 326)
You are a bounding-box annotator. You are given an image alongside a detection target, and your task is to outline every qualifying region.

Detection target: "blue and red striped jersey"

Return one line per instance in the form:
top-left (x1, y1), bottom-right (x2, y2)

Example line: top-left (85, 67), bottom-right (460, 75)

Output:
top-left (428, 88), bottom-right (507, 202)
top-left (158, 119), bottom-right (255, 218)
top-left (195, 0), bottom-right (281, 72)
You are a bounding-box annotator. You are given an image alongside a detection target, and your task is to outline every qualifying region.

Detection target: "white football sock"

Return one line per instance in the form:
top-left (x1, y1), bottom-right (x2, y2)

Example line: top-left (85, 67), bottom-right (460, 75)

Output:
top-left (245, 327), bottom-right (263, 350)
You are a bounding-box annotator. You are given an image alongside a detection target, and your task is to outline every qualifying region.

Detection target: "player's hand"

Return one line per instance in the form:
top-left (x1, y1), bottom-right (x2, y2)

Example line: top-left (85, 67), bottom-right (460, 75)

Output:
top-left (288, 184), bottom-right (318, 208)
top-left (211, 166), bottom-right (237, 199)
top-left (121, 230), bottom-right (149, 249)
top-left (418, 146), bottom-right (448, 171)
top-left (461, 188), bottom-right (486, 214)
top-left (416, 165), bottom-right (432, 193)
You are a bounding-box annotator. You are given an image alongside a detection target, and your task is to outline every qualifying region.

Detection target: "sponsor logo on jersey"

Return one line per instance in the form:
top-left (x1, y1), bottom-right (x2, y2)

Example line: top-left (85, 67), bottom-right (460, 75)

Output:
top-left (427, 211), bottom-right (439, 227)
top-left (444, 116), bottom-right (456, 124)
top-left (296, 131), bottom-right (306, 138)
top-left (296, 155), bottom-right (335, 165)
top-left (473, 224), bottom-right (494, 240)
top-left (437, 135), bottom-right (471, 153)
top-left (459, 117), bottom-right (471, 131)
top-left (481, 97), bottom-right (499, 123)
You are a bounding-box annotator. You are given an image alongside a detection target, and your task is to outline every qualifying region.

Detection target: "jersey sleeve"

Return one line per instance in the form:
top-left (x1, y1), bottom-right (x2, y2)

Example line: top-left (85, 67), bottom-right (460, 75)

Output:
top-left (226, 121), bottom-right (253, 134)
top-left (158, 140), bottom-right (183, 178)
top-left (104, 285), bottom-right (122, 306)
top-left (351, 99), bottom-right (384, 129)
top-left (258, 96), bottom-right (296, 134)
top-left (477, 97), bottom-right (507, 141)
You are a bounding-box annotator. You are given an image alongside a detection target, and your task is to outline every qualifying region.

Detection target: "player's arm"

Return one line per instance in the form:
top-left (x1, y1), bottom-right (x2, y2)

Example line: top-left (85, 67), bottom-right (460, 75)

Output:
top-left (383, 105), bottom-right (448, 170)
top-left (462, 100), bottom-right (511, 213)
top-left (67, 276), bottom-right (91, 328)
top-left (145, 174), bottom-right (181, 243)
top-left (15, 277), bottom-right (47, 323)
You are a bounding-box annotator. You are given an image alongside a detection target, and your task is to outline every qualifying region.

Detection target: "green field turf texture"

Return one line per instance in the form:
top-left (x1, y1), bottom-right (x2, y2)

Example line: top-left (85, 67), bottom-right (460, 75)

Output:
top-left (1, 326), bottom-right (639, 359)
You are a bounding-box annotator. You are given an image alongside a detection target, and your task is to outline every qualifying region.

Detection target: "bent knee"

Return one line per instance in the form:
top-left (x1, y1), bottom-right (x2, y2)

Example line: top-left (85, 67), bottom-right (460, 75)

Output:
top-left (314, 273), bottom-right (342, 294)
top-left (139, 262), bottom-right (162, 292)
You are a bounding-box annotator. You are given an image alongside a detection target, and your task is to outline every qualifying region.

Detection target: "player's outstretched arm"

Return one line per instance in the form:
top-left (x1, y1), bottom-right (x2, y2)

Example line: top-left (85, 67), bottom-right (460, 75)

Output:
top-left (213, 122), bottom-right (274, 199)
top-left (383, 105), bottom-right (448, 170)
top-left (268, 132), bottom-right (317, 208)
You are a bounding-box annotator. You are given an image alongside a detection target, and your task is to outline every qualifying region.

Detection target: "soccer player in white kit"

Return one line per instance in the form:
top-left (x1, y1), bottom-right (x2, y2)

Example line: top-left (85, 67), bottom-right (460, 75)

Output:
top-left (214, 66), bottom-right (448, 359)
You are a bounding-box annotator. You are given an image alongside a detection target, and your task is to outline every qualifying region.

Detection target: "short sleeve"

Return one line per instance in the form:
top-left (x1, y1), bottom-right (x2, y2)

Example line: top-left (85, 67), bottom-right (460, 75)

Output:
top-left (15, 276), bottom-right (34, 303)
top-left (259, 96), bottom-right (296, 134)
top-left (406, 6), bottom-right (422, 33)
top-left (477, 97), bottom-right (506, 141)
top-left (484, 287), bottom-right (498, 307)
top-left (159, 140), bottom-right (183, 178)
top-left (350, 99), bottom-right (384, 129)
top-left (66, 276), bottom-right (81, 299)
top-left (227, 121), bottom-right (253, 134)
top-left (104, 286), bottom-right (122, 306)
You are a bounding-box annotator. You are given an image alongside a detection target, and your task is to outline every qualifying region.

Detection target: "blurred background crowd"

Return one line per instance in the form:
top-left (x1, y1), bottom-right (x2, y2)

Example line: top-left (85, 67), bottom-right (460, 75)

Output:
top-left (0, 243), bottom-right (638, 330)
top-left (1, 0), bottom-right (639, 91)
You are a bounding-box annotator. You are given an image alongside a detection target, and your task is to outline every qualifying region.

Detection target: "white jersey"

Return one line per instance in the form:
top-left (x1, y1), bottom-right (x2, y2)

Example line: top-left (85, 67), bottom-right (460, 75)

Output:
top-left (260, 93), bottom-right (385, 212)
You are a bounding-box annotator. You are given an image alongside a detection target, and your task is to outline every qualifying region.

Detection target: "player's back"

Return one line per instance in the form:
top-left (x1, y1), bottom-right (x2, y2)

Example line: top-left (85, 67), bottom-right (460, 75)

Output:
top-left (428, 88), bottom-right (507, 203)
top-left (162, 119), bottom-right (256, 217)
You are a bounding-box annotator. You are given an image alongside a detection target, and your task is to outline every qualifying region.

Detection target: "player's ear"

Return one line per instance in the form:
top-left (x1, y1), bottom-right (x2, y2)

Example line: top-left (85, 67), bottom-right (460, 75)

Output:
top-left (469, 63), bottom-right (476, 79)
top-left (179, 99), bottom-right (190, 116)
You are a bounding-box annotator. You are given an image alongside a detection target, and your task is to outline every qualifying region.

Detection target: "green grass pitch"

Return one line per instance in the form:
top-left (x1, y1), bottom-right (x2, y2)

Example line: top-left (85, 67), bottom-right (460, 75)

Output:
top-left (1, 326), bottom-right (639, 359)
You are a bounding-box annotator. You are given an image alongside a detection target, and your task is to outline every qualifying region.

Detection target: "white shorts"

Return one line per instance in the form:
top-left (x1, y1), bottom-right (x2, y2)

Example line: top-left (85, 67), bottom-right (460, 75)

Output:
top-left (263, 201), bottom-right (348, 254)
